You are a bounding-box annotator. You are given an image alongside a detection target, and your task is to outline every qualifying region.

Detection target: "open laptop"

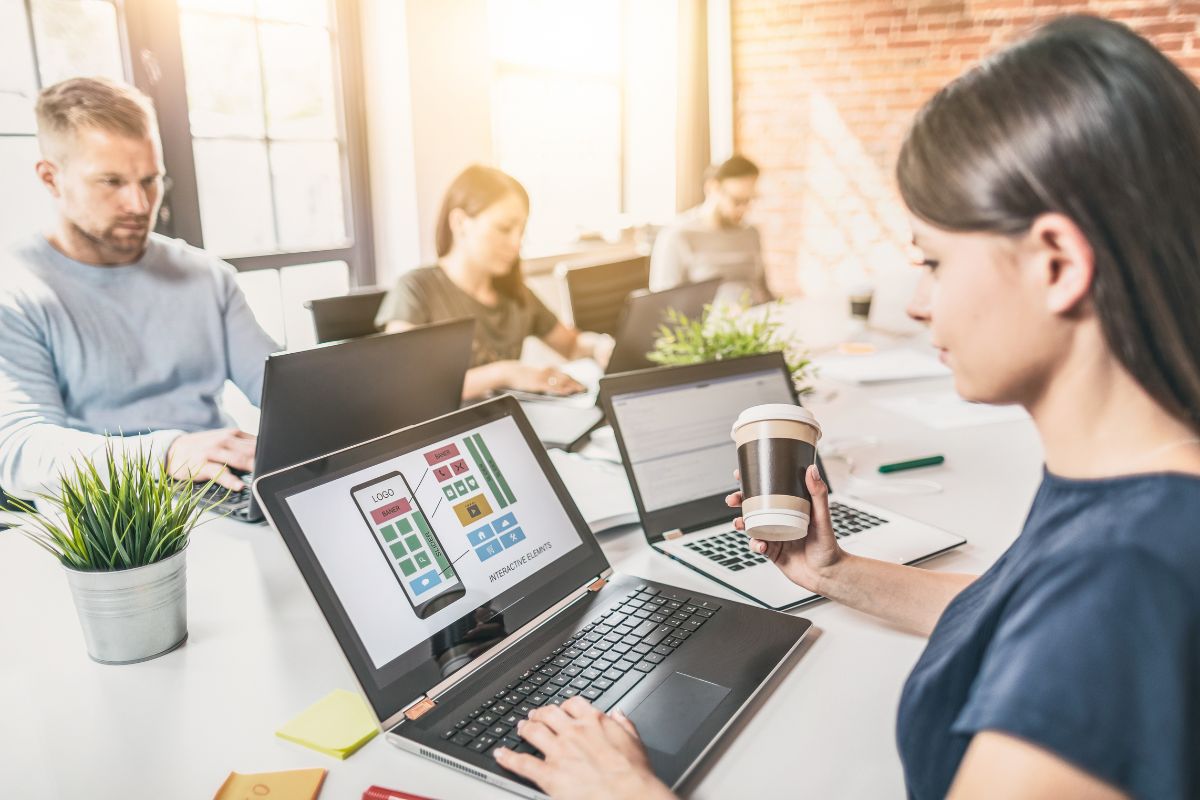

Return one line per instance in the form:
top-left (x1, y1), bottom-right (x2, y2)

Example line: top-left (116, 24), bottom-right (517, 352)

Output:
top-left (519, 279), bottom-right (721, 449)
top-left (204, 318), bottom-right (474, 523)
top-left (253, 396), bottom-right (811, 798)
top-left (599, 352), bottom-right (965, 610)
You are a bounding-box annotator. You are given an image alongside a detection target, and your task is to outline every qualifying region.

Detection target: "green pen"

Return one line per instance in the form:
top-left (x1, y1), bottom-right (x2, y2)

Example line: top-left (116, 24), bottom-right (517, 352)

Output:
top-left (878, 455), bottom-right (945, 473)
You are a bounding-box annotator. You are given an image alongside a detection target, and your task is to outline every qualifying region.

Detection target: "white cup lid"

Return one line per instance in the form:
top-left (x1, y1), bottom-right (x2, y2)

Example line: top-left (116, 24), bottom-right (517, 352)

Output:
top-left (731, 403), bottom-right (821, 439)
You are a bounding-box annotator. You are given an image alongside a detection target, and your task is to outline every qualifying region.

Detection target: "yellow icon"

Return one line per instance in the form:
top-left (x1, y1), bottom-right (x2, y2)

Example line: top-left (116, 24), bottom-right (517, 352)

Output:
top-left (453, 493), bottom-right (494, 525)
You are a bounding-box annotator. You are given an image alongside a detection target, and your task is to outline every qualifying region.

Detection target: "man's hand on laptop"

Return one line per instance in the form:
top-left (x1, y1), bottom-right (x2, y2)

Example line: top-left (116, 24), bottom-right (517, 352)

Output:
top-left (166, 428), bottom-right (256, 491)
top-left (727, 464), bottom-right (845, 594)
top-left (493, 698), bottom-right (675, 800)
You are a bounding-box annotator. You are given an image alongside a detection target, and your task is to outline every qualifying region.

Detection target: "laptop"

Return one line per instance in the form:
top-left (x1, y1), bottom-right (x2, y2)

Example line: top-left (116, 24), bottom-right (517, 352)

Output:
top-left (253, 396), bottom-right (811, 798)
top-left (518, 279), bottom-right (721, 449)
top-left (599, 352), bottom-right (966, 611)
top-left (204, 318), bottom-right (474, 522)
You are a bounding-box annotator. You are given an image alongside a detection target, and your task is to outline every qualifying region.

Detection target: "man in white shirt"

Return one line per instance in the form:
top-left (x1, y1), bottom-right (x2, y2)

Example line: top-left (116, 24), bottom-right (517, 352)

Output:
top-left (0, 77), bottom-right (278, 498)
top-left (649, 154), bottom-right (772, 305)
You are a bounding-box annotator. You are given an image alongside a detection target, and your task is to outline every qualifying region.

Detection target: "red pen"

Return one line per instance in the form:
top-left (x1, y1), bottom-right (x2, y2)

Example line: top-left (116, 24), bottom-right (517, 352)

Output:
top-left (362, 786), bottom-right (438, 800)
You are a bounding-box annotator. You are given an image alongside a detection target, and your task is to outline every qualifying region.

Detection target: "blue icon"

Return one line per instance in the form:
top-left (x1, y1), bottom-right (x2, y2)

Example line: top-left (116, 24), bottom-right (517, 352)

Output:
top-left (474, 539), bottom-right (505, 561)
top-left (498, 527), bottom-right (526, 549)
top-left (467, 523), bottom-right (495, 547)
top-left (493, 512), bottom-right (518, 533)
top-left (410, 569), bottom-right (443, 596)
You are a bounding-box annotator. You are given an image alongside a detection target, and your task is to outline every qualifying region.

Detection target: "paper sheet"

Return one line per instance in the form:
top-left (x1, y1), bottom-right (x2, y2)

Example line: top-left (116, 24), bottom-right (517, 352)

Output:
top-left (875, 391), bottom-right (1029, 430)
top-left (816, 349), bottom-right (951, 384)
top-left (214, 768), bottom-right (326, 800)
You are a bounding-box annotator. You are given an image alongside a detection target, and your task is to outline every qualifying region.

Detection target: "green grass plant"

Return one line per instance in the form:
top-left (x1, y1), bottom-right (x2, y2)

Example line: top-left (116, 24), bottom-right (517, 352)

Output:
top-left (9, 443), bottom-right (224, 571)
top-left (648, 299), bottom-right (815, 394)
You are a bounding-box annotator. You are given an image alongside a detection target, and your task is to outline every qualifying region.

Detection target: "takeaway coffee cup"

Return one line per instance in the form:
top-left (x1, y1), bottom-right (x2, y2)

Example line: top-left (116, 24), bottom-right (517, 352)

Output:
top-left (731, 403), bottom-right (822, 541)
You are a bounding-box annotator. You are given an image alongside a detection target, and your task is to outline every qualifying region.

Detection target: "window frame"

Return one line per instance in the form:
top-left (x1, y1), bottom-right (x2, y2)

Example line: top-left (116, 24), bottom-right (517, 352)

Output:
top-left (122, 0), bottom-right (375, 284)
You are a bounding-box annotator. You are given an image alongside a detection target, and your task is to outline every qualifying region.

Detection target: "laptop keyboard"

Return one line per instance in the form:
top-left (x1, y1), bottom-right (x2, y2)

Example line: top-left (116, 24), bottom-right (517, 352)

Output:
top-left (436, 585), bottom-right (720, 758)
top-left (683, 501), bottom-right (888, 571)
top-left (191, 477), bottom-right (252, 515)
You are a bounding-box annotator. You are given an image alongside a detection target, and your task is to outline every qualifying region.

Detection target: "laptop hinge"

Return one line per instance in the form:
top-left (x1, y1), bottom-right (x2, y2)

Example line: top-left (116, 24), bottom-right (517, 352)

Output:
top-left (663, 529), bottom-right (684, 540)
top-left (404, 697), bottom-right (436, 720)
top-left (588, 576), bottom-right (608, 591)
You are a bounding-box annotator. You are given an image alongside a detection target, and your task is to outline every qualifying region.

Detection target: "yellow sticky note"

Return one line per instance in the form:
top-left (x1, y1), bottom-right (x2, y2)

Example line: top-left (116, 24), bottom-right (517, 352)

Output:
top-left (214, 767), bottom-right (326, 800)
top-left (276, 689), bottom-right (379, 759)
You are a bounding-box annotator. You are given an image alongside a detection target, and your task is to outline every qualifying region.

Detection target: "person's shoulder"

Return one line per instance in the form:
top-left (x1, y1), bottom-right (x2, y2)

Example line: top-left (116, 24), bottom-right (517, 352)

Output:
top-left (0, 236), bottom-right (58, 307)
top-left (145, 233), bottom-right (237, 282)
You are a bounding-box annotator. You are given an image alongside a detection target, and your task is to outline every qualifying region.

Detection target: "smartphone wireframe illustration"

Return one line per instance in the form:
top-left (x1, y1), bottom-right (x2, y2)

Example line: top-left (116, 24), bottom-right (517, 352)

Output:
top-left (351, 470), bottom-right (466, 619)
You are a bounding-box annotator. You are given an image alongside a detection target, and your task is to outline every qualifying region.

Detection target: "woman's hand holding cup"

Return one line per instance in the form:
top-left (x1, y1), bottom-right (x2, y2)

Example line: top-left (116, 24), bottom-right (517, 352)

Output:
top-left (726, 465), bottom-right (845, 594)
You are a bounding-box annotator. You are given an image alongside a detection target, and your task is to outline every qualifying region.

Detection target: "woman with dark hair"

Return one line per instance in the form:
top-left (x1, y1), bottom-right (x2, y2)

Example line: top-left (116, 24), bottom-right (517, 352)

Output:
top-left (491, 15), bottom-right (1200, 800)
top-left (377, 165), bottom-right (610, 400)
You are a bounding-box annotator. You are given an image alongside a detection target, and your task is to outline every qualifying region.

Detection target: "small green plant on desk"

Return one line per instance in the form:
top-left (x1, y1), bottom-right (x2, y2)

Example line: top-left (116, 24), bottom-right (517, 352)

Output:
top-left (648, 300), bottom-right (815, 395)
top-left (9, 443), bottom-right (223, 664)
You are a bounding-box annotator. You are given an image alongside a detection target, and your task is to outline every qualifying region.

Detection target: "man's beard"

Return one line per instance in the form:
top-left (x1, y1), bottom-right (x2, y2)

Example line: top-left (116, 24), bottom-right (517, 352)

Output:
top-left (72, 216), bottom-right (152, 260)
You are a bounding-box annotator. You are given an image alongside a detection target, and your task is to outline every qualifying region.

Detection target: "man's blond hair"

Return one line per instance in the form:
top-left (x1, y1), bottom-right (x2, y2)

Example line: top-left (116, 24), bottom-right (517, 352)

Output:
top-left (35, 77), bottom-right (158, 161)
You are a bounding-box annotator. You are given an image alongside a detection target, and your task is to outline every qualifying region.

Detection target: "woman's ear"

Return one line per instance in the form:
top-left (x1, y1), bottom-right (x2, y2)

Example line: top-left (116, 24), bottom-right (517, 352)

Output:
top-left (447, 207), bottom-right (469, 241)
top-left (1026, 213), bottom-right (1095, 316)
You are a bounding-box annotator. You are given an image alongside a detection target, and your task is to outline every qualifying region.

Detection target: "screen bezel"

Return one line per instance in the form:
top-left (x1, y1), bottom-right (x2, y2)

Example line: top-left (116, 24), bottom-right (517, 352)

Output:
top-left (253, 396), bottom-right (610, 724)
top-left (599, 352), bottom-right (801, 541)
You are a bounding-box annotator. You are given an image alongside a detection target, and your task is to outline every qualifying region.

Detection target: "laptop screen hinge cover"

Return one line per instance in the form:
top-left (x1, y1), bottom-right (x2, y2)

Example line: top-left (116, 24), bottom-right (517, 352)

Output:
top-left (404, 697), bottom-right (436, 720)
top-left (664, 529), bottom-right (684, 540)
top-left (588, 576), bottom-right (608, 592)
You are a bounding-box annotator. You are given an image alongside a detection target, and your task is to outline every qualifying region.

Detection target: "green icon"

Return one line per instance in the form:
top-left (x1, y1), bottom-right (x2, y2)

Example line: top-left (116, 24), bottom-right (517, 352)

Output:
top-left (398, 557), bottom-right (416, 576)
top-left (389, 541), bottom-right (406, 558)
top-left (443, 485), bottom-right (457, 501)
top-left (414, 551), bottom-right (432, 569)
top-left (466, 475), bottom-right (478, 491)
top-left (381, 524), bottom-right (399, 542)
top-left (404, 534), bottom-right (421, 552)
top-left (454, 480), bottom-right (467, 495)
top-left (396, 517), bottom-right (414, 535)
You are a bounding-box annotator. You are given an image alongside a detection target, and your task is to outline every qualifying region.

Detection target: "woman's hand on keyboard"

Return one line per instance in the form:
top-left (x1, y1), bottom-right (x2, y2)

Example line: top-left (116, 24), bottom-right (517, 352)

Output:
top-left (494, 698), bottom-right (675, 800)
top-left (726, 465), bottom-right (846, 595)
top-left (166, 428), bottom-right (256, 491)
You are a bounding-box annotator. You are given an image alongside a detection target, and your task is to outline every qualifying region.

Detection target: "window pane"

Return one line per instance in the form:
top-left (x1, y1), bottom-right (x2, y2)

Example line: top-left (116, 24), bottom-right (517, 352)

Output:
top-left (234, 268), bottom-right (285, 346)
top-left (0, 3), bottom-right (38, 134)
top-left (256, 0), bottom-right (330, 27)
top-left (280, 260), bottom-right (349, 349)
top-left (30, 0), bottom-right (124, 87)
top-left (493, 73), bottom-right (620, 246)
top-left (180, 12), bottom-right (265, 138)
top-left (194, 139), bottom-right (276, 256)
top-left (0, 137), bottom-right (55, 247)
top-left (178, 0), bottom-right (255, 15)
top-left (269, 141), bottom-right (347, 250)
top-left (259, 22), bottom-right (337, 139)
top-left (488, 0), bottom-right (620, 76)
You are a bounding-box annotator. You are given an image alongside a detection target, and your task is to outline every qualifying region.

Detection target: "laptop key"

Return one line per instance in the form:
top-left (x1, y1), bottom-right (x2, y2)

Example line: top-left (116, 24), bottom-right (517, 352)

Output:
top-left (464, 722), bottom-right (485, 737)
top-left (500, 735), bottom-right (521, 750)
top-left (451, 733), bottom-right (474, 747)
top-left (643, 626), bottom-right (672, 646)
top-left (441, 728), bottom-right (458, 739)
top-left (528, 693), bottom-right (550, 706)
top-left (478, 712), bottom-right (499, 725)
top-left (634, 661), bottom-right (655, 673)
top-left (582, 686), bottom-right (603, 700)
top-left (470, 735), bottom-right (496, 753)
top-left (489, 724), bottom-right (510, 738)
top-left (652, 645), bottom-right (673, 656)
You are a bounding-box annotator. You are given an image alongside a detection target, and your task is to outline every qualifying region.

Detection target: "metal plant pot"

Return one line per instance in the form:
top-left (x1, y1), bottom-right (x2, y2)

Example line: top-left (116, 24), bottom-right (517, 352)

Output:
top-left (62, 547), bottom-right (189, 664)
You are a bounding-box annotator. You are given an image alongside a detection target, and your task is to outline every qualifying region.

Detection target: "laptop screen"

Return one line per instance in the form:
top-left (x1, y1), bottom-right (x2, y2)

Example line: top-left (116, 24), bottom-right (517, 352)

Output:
top-left (609, 367), bottom-right (795, 513)
top-left (255, 398), bottom-right (609, 723)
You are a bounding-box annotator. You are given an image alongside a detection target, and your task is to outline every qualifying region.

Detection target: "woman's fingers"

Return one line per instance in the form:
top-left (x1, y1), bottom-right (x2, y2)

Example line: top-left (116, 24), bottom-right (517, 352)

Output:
top-left (806, 464), bottom-right (835, 539)
top-left (493, 747), bottom-right (548, 784)
top-left (725, 490), bottom-right (744, 508)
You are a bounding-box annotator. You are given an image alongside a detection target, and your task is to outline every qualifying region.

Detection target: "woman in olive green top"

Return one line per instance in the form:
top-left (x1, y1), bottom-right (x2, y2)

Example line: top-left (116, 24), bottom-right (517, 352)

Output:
top-left (377, 165), bottom-right (610, 400)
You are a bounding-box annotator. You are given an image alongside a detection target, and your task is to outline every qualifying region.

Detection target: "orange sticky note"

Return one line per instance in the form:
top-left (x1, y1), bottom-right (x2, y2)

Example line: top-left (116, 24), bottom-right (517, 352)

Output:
top-left (214, 767), bottom-right (326, 800)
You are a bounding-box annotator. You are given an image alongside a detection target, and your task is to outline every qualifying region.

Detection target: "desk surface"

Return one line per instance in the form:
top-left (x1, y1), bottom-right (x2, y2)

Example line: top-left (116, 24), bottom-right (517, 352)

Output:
top-left (0, 324), bottom-right (1045, 799)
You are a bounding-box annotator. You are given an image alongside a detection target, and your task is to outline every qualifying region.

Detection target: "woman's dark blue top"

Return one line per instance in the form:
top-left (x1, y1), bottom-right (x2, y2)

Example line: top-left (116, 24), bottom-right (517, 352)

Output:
top-left (897, 471), bottom-right (1200, 799)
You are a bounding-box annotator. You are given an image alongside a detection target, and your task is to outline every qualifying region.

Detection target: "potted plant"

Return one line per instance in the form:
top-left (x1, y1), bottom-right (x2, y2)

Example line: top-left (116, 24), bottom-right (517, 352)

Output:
top-left (9, 443), bottom-right (217, 664)
top-left (648, 300), bottom-right (816, 394)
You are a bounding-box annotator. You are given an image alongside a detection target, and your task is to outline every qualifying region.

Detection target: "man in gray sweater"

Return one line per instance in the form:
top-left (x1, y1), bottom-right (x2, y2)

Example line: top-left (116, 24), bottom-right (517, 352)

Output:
top-left (0, 77), bottom-right (278, 498)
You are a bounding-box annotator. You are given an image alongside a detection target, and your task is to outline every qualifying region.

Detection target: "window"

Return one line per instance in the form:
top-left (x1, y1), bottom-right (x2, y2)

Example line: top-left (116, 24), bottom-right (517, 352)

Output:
top-left (0, 0), bottom-right (125, 246)
top-left (486, 0), bottom-right (623, 249)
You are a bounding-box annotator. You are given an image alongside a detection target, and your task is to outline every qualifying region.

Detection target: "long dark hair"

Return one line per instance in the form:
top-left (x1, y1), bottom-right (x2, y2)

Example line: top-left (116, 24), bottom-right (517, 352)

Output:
top-left (897, 14), bottom-right (1200, 432)
top-left (435, 165), bottom-right (530, 303)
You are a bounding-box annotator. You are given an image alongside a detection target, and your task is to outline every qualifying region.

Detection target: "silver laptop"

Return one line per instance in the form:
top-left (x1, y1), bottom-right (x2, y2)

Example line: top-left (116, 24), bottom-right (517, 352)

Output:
top-left (599, 353), bottom-right (965, 610)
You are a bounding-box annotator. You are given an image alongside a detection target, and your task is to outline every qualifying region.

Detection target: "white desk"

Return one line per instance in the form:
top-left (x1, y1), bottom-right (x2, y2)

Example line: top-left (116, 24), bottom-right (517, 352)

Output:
top-left (0, 357), bottom-right (1044, 800)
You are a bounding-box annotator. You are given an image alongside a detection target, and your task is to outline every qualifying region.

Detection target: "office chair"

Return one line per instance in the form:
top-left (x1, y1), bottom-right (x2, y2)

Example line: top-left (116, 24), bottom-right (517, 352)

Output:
top-left (305, 287), bottom-right (388, 344)
top-left (554, 253), bottom-right (651, 336)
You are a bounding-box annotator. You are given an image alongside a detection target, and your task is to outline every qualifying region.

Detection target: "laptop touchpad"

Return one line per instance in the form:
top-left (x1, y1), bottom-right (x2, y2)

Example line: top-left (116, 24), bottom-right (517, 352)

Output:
top-left (624, 672), bottom-right (731, 754)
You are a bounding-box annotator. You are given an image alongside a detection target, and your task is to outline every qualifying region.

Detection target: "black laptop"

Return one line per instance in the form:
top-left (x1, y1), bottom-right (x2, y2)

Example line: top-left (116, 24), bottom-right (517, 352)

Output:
top-left (207, 318), bottom-right (474, 522)
top-left (253, 396), bottom-right (811, 798)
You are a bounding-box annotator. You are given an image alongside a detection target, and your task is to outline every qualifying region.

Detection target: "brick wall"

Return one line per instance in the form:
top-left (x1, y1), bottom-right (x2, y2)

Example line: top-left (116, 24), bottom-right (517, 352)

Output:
top-left (732, 0), bottom-right (1200, 297)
